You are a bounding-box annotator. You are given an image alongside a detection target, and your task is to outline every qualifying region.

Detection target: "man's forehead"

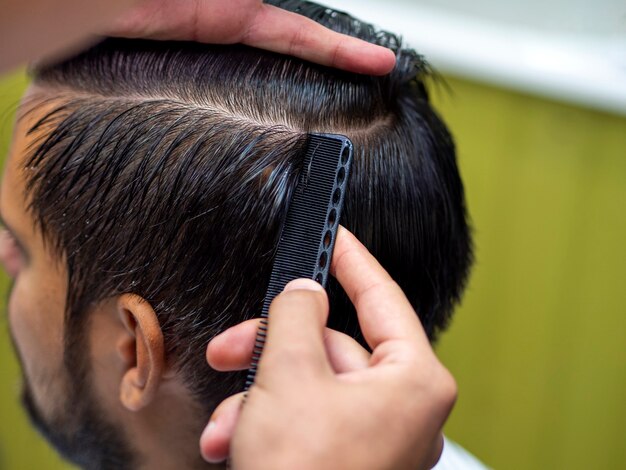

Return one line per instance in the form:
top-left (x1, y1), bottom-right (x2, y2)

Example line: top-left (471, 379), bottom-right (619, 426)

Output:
top-left (1, 89), bottom-right (73, 274)
top-left (2, 88), bottom-right (65, 224)
top-left (1, 101), bottom-right (34, 232)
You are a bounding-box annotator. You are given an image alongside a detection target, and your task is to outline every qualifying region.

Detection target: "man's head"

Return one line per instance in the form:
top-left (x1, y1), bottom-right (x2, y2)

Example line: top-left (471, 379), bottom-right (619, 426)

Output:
top-left (0, 1), bottom-right (472, 468)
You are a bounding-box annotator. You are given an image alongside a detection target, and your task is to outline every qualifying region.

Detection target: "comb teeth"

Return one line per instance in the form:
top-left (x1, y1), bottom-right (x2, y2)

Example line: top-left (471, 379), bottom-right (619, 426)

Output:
top-left (243, 133), bottom-right (353, 392)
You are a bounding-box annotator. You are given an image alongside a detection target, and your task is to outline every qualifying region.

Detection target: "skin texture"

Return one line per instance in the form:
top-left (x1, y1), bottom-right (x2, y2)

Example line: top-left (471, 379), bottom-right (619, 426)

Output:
top-left (201, 227), bottom-right (457, 469)
top-left (0, 0), bottom-right (396, 74)
top-left (0, 92), bottom-right (219, 470)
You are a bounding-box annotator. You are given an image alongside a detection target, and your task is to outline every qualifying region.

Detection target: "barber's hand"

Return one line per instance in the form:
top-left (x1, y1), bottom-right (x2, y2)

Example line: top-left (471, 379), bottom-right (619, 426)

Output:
top-left (1, 0), bottom-right (395, 75)
top-left (111, 0), bottom-right (396, 75)
top-left (201, 226), bottom-right (457, 470)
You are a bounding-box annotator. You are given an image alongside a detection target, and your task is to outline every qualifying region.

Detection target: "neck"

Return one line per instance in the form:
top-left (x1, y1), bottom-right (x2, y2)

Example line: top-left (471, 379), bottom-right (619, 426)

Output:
top-left (128, 382), bottom-right (217, 469)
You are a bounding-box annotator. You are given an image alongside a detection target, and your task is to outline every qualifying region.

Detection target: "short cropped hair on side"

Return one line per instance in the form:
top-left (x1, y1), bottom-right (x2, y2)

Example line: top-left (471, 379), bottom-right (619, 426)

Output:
top-left (24, 0), bottom-right (472, 442)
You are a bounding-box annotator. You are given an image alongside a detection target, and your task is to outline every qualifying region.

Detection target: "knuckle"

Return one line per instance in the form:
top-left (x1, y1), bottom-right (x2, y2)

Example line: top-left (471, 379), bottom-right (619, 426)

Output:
top-left (404, 357), bottom-right (457, 409)
top-left (287, 27), bottom-right (306, 57)
top-left (434, 367), bottom-right (458, 409)
top-left (354, 279), bottom-right (400, 312)
top-left (330, 39), bottom-right (343, 67)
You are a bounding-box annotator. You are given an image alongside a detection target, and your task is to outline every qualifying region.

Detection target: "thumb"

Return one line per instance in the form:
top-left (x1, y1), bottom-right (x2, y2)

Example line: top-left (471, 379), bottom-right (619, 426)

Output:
top-left (258, 278), bottom-right (332, 384)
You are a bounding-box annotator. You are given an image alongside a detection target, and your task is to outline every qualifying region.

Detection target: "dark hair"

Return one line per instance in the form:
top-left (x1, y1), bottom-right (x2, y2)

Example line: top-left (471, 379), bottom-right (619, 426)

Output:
top-left (22, 0), bottom-right (472, 466)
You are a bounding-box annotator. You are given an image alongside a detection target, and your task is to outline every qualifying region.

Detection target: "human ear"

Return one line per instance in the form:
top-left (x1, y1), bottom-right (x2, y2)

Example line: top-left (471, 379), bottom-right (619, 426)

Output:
top-left (116, 293), bottom-right (165, 412)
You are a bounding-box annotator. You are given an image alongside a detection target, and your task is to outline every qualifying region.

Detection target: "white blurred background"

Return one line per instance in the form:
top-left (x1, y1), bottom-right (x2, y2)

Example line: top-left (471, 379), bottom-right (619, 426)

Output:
top-left (333, 0), bottom-right (626, 115)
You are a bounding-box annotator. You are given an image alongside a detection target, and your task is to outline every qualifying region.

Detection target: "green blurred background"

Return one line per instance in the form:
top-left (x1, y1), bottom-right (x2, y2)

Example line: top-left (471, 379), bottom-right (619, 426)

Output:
top-left (0, 68), bottom-right (625, 469)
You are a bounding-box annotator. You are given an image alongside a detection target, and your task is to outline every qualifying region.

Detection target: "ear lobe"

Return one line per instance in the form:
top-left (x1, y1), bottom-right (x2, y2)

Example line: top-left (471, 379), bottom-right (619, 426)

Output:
top-left (117, 293), bottom-right (165, 412)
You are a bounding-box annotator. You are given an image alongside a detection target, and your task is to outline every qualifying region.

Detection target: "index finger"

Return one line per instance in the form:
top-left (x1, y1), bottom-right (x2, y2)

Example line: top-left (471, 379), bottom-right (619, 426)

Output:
top-left (330, 226), bottom-right (431, 351)
top-left (110, 2), bottom-right (396, 76)
top-left (241, 5), bottom-right (396, 75)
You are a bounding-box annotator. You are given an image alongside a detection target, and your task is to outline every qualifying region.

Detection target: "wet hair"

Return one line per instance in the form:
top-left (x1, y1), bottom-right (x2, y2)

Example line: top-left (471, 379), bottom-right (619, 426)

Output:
top-left (20, 0), bottom-right (472, 467)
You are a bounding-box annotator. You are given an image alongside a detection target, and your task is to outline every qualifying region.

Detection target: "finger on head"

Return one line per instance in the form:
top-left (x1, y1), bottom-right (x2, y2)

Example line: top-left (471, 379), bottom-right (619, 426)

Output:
top-left (206, 319), bottom-right (262, 371)
top-left (258, 279), bottom-right (332, 382)
top-left (243, 5), bottom-right (396, 75)
top-left (108, 0), bottom-right (195, 39)
top-left (330, 226), bottom-right (430, 351)
top-left (199, 392), bottom-right (245, 463)
top-left (109, 0), bottom-right (248, 43)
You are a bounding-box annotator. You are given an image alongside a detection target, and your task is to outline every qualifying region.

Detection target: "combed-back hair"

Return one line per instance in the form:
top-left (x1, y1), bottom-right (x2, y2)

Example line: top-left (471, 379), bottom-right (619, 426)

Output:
top-left (25, 0), bottom-right (472, 428)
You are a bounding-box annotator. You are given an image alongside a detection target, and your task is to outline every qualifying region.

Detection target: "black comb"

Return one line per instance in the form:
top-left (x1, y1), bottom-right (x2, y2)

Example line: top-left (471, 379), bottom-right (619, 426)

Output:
top-left (244, 133), bottom-right (354, 391)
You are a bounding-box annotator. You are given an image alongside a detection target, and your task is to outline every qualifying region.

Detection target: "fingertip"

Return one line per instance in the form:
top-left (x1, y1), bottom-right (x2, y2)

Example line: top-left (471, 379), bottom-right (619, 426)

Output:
top-left (264, 285), bottom-right (332, 371)
top-left (206, 319), bottom-right (259, 370)
top-left (330, 226), bottom-right (367, 277)
top-left (200, 420), bottom-right (231, 464)
top-left (206, 327), bottom-right (234, 368)
top-left (283, 278), bottom-right (325, 293)
top-left (200, 393), bottom-right (245, 463)
top-left (277, 280), bottom-right (329, 316)
top-left (363, 45), bottom-right (397, 76)
top-left (337, 42), bottom-right (397, 76)
top-left (280, 279), bottom-right (329, 316)
top-left (336, 225), bottom-right (357, 245)
top-left (381, 51), bottom-right (398, 75)
top-left (205, 336), bottom-right (221, 368)
top-left (199, 421), bottom-right (224, 463)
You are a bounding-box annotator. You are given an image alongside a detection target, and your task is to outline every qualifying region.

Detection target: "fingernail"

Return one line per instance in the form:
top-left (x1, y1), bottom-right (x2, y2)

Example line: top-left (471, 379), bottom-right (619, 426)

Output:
top-left (283, 278), bottom-right (324, 292)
